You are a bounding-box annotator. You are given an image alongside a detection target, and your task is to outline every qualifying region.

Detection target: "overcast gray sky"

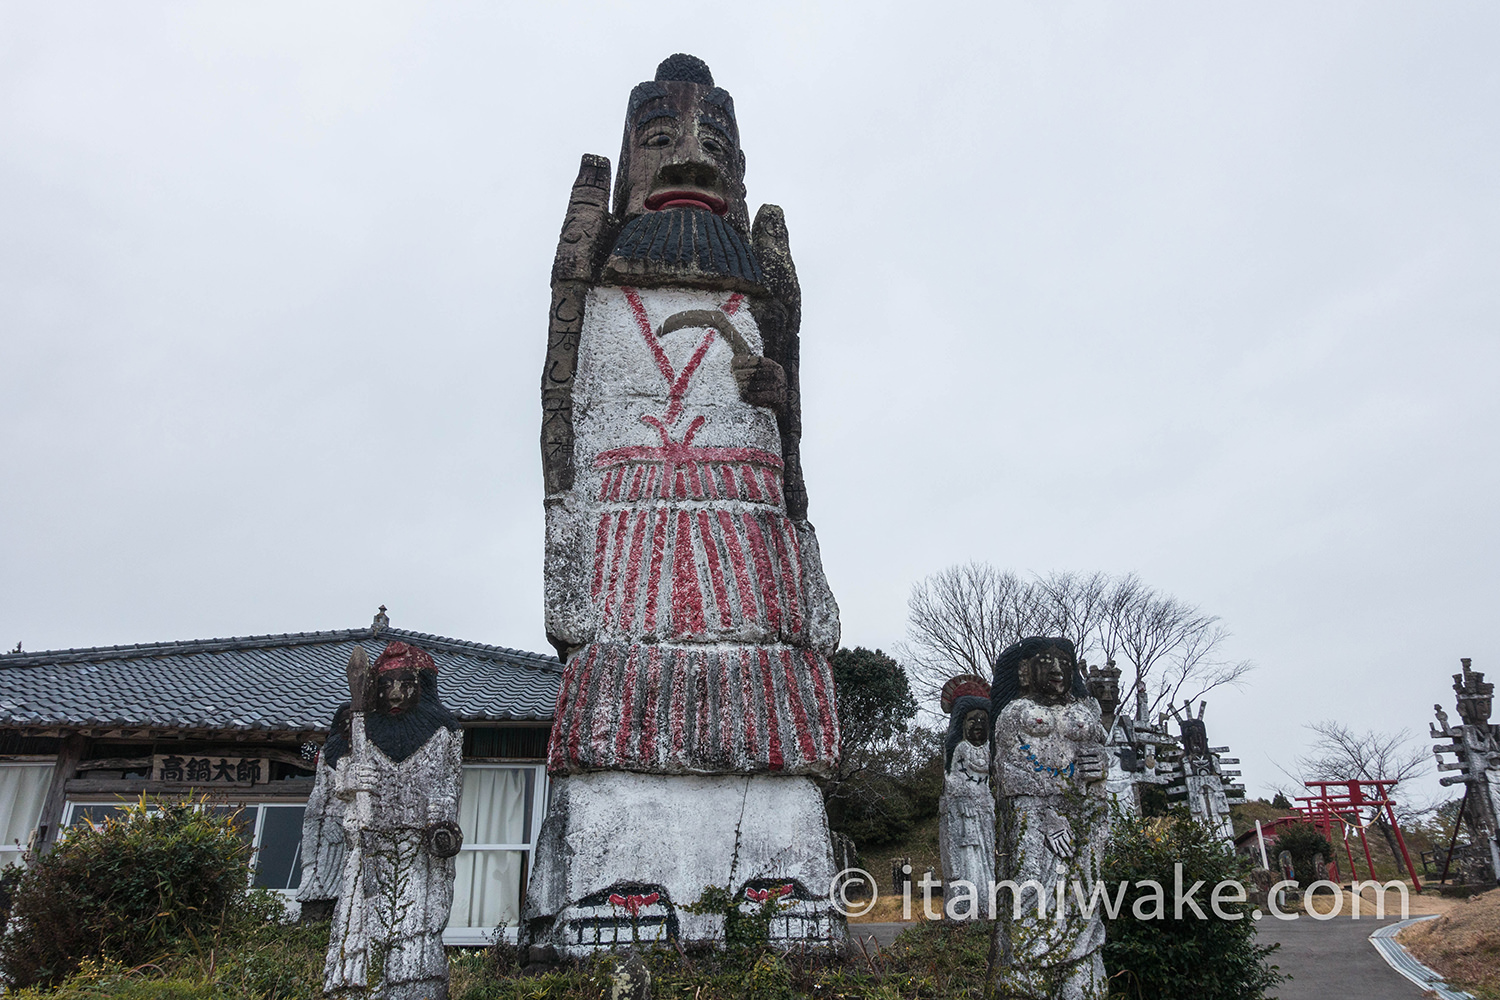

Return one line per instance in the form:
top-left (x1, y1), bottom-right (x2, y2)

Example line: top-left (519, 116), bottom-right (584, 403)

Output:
top-left (3, 3), bottom-right (1496, 804)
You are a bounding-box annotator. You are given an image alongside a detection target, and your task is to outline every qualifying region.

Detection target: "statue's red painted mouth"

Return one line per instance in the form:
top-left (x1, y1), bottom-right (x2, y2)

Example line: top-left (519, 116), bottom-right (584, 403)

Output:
top-left (645, 190), bottom-right (727, 215)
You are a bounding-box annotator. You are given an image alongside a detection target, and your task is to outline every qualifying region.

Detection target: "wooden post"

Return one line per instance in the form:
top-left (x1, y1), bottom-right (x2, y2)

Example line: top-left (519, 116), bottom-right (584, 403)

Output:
top-left (35, 732), bottom-right (89, 855)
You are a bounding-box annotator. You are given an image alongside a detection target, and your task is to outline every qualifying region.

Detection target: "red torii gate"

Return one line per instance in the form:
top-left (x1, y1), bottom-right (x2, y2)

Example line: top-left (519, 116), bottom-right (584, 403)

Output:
top-left (1294, 779), bottom-right (1422, 892)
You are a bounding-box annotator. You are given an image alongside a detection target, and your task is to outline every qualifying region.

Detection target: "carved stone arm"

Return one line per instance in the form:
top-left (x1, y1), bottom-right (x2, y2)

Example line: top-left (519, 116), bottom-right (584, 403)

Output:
top-left (541, 154), bottom-right (615, 496)
top-left (749, 204), bottom-right (807, 520)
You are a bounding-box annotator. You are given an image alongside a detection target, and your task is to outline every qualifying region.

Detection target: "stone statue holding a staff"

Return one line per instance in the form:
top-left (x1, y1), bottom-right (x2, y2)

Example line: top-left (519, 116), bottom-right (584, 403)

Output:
top-left (324, 641), bottom-right (464, 1000)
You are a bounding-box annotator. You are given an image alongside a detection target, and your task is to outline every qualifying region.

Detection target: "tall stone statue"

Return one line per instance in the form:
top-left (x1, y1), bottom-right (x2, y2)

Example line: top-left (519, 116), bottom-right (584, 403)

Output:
top-left (324, 642), bottom-right (464, 1000)
top-left (1164, 701), bottom-right (1243, 845)
top-left (938, 675), bottom-right (994, 919)
top-left (991, 637), bottom-right (1109, 1000)
top-left (297, 703), bottom-right (351, 922)
top-left (526, 53), bottom-right (843, 953)
top-left (1431, 658), bottom-right (1500, 882)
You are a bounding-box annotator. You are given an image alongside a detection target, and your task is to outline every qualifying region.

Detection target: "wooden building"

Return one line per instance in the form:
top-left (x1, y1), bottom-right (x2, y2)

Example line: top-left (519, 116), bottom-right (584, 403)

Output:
top-left (0, 614), bottom-right (560, 944)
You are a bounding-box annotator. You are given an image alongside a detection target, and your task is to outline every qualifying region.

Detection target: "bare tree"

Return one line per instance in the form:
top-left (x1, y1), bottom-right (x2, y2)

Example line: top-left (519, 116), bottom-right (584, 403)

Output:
top-left (1294, 721), bottom-right (1431, 874)
top-left (900, 563), bottom-right (1253, 719)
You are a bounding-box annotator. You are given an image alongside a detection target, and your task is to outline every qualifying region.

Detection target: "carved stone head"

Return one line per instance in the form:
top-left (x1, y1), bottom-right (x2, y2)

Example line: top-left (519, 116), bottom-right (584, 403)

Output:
top-left (1018, 646), bottom-right (1073, 704)
top-left (943, 693), bottom-right (992, 772)
top-left (1085, 661), bottom-right (1122, 722)
top-left (963, 709), bottom-right (988, 747)
top-left (1179, 718), bottom-right (1210, 759)
top-left (1454, 658), bottom-right (1494, 727)
top-left (373, 640), bottom-right (437, 717)
top-left (615, 54), bottom-right (750, 236)
top-left (991, 636), bottom-right (1085, 714)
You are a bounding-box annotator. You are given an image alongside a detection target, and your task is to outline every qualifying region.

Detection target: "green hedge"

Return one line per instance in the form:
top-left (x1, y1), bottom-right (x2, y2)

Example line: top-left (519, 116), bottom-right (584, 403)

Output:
top-left (0, 798), bottom-right (256, 990)
top-left (1103, 813), bottom-right (1284, 1000)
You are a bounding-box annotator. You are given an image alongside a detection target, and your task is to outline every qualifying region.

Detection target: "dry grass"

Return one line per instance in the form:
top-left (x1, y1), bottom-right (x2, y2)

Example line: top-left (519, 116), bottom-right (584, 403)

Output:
top-left (1399, 887), bottom-right (1500, 1000)
top-left (846, 891), bottom-right (940, 924)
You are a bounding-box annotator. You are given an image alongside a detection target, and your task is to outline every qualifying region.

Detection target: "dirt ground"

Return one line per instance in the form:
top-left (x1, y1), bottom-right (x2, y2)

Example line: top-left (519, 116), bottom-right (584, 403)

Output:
top-left (1397, 886), bottom-right (1500, 999)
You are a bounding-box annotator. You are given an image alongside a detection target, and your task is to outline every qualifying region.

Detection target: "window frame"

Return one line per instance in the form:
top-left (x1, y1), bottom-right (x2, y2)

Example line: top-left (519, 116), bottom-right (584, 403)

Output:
top-left (444, 761), bottom-right (549, 945)
top-left (0, 758), bottom-right (56, 868)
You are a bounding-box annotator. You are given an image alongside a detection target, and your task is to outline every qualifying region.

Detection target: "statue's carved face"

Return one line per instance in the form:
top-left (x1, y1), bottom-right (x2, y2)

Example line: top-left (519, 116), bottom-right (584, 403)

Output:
top-left (963, 709), bottom-right (988, 747)
top-left (376, 668), bottom-right (420, 716)
top-left (1018, 648), bottom-right (1072, 703)
top-left (619, 82), bottom-right (747, 226)
top-left (1180, 718), bottom-right (1209, 757)
top-left (1458, 692), bottom-right (1493, 727)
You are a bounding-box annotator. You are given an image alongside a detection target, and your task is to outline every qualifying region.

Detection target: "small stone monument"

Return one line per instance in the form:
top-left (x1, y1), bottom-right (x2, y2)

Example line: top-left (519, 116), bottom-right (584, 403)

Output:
top-left (991, 637), bottom-right (1110, 1000)
top-left (525, 53), bottom-right (843, 953)
top-left (937, 674), bottom-right (995, 919)
top-left (1163, 701), bottom-right (1243, 844)
top-left (297, 703), bottom-right (351, 922)
top-left (324, 641), bottom-right (464, 1000)
top-left (1431, 658), bottom-right (1500, 882)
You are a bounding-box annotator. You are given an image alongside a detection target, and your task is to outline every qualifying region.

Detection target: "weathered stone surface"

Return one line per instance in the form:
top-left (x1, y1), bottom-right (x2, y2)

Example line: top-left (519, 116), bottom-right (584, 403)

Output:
top-left (610, 954), bottom-right (652, 1000)
top-left (296, 704), bottom-right (349, 921)
top-left (991, 637), bottom-right (1109, 1000)
top-left (528, 52), bottom-right (841, 952)
top-left (1099, 681), bottom-right (1173, 817)
top-left (1431, 658), bottom-right (1500, 882)
top-left (324, 642), bottom-right (464, 1000)
top-left (1164, 702), bottom-right (1238, 844)
top-left (522, 771), bottom-right (843, 955)
top-left (937, 676), bottom-right (994, 918)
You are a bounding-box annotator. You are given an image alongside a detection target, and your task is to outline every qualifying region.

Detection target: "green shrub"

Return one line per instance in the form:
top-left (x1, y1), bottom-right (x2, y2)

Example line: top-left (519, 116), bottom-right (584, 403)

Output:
top-left (0, 798), bottom-right (254, 990)
top-left (1103, 813), bottom-right (1284, 1000)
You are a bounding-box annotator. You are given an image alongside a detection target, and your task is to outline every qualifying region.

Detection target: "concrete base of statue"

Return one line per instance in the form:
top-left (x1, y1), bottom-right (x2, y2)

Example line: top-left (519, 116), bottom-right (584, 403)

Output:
top-left (521, 771), bottom-right (845, 955)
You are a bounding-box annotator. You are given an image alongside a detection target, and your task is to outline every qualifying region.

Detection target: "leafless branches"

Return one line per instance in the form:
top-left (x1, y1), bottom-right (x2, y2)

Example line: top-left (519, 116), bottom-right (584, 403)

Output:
top-left (1296, 720), bottom-right (1429, 786)
top-left (900, 563), bottom-right (1253, 719)
top-left (1292, 720), bottom-right (1432, 871)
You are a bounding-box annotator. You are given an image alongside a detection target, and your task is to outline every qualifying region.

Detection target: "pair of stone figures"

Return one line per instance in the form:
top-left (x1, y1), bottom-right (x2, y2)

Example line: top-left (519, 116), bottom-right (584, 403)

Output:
top-left (941, 636), bottom-right (1113, 1000)
top-left (298, 641), bottom-right (464, 1000)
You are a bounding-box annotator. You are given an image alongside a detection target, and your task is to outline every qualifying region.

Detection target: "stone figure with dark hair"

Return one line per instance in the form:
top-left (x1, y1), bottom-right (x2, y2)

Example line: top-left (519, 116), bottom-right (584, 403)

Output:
top-left (938, 675), bottom-right (994, 918)
top-left (526, 54), bottom-right (842, 953)
top-left (991, 637), bottom-right (1110, 1000)
top-left (324, 641), bottom-right (464, 1000)
top-left (297, 703), bottom-right (351, 922)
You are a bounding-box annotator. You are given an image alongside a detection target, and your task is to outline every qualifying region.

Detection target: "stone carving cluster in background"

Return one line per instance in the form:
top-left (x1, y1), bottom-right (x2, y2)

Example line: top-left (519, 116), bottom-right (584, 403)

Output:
top-left (1161, 701), bottom-right (1244, 845)
top-left (1083, 663), bottom-right (1176, 816)
top-left (1431, 658), bottom-right (1500, 883)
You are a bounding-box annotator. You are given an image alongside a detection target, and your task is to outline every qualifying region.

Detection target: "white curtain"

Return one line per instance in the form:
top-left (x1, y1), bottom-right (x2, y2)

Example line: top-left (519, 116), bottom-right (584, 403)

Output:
top-left (449, 768), bottom-right (528, 929)
top-left (0, 764), bottom-right (55, 866)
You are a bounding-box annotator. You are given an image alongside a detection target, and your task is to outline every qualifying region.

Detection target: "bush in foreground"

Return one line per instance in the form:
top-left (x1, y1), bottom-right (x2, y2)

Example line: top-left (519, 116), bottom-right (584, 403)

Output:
top-left (1103, 813), bottom-right (1285, 1000)
top-left (0, 798), bottom-right (254, 990)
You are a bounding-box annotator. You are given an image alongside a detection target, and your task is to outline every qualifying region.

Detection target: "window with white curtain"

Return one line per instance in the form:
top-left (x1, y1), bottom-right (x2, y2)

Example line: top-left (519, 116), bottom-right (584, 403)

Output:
top-left (447, 764), bottom-right (545, 943)
top-left (0, 762), bottom-right (54, 868)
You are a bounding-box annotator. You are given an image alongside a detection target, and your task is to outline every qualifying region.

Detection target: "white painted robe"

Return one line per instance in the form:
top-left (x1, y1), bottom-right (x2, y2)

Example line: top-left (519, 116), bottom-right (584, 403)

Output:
top-left (545, 285), bottom-right (839, 777)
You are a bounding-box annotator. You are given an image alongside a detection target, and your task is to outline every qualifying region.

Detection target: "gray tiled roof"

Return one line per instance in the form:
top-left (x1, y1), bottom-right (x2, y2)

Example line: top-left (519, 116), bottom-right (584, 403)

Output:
top-left (0, 627), bottom-right (562, 734)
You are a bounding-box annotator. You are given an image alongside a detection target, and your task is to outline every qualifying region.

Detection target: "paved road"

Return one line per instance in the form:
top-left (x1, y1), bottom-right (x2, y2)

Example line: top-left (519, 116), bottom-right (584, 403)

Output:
top-left (1255, 915), bottom-right (1425, 1000)
top-left (849, 917), bottom-right (1427, 999)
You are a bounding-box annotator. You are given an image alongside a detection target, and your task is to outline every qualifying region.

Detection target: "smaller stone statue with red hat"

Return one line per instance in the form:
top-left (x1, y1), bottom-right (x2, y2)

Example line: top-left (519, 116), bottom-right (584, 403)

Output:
top-left (324, 639), bottom-right (464, 1000)
top-left (938, 674), bottom-right (994, 919)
